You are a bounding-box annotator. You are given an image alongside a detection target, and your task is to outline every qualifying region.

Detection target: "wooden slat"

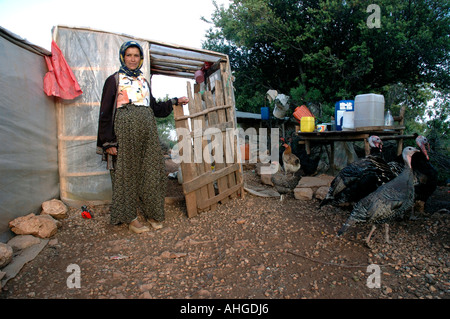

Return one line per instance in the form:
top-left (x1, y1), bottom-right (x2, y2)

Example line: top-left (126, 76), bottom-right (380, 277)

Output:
top-left (150, 47), bottom-right (223, 63)
top-left (183, 163), bottom-right (240, 195)
top-left (150, 69), bottom-right (193, 78)
top-left (379, 134), bottom-right (416, 140)
top-left (152, 62), bottom-right (199, 72)
top-left (187, 86), bottom-right (214, 212)
top-left (354, 125), bottom-right (405, 131)
top-left (396, 106), bottom-right (407, 156)
top-left (204, 90), bottom-right (230, 203)
top-left (220, 62), bottom-right (242, 198)
top-left (56, 101), bottom-right (68, 201)
top-left (174, 104), bottom-right (233, 121)
top-left (59, 136), bottom-right (97, 141)
top-left (62, 171), bottom-right (109, 177)
top-left (194, 90), bottom-right (217, 211)
top-left (173, 85), bottom-right (198, 218)
top-left (215, 80), bottom-right (237, 200)
top-left (151, 55), bottom-right (204, 67)
top-left (61, 102), bottom-right (100, 107)
top-left (186, 121), bottom-right (234, 138)
top-left (197, 183), bottom-right (243, 210)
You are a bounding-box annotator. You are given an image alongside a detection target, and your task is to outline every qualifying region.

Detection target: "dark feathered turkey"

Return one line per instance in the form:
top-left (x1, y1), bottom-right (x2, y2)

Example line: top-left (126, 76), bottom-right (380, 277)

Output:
top-left (411, 136), bottom-right (438, 204)
top-left (368, 135), bottom-right (384, 157)
top-left (337, 146), bottom-right (420, 246)
top-left (320, 136), bottom-right (398, 208)
top-left (384, 135), bottom-right (438, 213)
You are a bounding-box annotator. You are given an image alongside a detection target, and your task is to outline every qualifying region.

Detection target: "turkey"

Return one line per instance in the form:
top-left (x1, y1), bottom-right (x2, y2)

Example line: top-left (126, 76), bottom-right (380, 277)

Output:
top-left (320, 136), bottom-right (398, 208)
top-left (368, 135), bottom-right (384, 157)
top-left (384, 135), bottom-right (438, 214)
top-left (411, 135), bottom-right (438, 214)
top-left (337, 146), bottom-right (420, 246)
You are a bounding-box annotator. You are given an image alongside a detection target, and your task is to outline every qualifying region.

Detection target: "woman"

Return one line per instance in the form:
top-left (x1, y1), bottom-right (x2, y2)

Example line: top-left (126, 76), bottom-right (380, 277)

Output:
top-left (97, 41), bottom-right (189, 234)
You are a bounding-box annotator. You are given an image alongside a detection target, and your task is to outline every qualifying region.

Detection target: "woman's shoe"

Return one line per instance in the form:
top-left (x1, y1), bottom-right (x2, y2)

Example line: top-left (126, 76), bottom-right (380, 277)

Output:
top-left (129, 224), bottom-right (150, 234)
top-left (148, 219), bottom-right (163, 230)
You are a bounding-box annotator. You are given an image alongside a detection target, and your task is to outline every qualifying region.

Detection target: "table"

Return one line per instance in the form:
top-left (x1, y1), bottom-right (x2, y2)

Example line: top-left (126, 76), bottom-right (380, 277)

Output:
top-left (296, 126), bottom-right (416, 173)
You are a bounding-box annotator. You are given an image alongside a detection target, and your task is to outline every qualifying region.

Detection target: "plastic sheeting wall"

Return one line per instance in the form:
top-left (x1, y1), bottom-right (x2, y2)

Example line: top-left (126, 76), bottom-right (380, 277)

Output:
top-left (0, 32), bottom-right (59, 238)
top-left (54, 26), bottom-right (150, 207)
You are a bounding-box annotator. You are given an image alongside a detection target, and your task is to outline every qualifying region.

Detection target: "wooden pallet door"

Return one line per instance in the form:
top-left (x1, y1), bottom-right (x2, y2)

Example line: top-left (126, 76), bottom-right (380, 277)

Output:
top-left (173, 68), bottom-right (243, 218)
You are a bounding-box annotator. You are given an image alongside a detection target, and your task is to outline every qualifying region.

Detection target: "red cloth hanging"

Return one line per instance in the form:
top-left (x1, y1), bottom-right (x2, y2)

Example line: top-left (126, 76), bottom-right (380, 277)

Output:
top-left (43, 40), bottom-right (82, 99)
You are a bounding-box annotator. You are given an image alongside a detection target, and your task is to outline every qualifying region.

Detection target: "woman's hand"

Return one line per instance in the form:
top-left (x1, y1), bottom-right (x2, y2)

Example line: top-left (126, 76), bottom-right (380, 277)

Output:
top-left (106, 147), bottom-right (118, 156)
top-left (177, 96), bottom-right (189, 105)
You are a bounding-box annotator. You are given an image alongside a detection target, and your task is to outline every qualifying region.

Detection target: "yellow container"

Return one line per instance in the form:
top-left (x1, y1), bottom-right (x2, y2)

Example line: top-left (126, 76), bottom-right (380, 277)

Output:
top-left (301, 116), bottom-right (315, 132)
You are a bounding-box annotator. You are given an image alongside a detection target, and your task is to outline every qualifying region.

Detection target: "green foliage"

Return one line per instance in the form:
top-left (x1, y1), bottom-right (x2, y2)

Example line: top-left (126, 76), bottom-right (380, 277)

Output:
top-left (155, 95), bottom-right (177, 149)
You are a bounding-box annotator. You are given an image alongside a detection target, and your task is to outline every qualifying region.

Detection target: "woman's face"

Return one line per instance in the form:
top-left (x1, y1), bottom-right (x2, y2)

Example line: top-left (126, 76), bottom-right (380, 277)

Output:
top-left (124, 47), bottom-right (141, 70)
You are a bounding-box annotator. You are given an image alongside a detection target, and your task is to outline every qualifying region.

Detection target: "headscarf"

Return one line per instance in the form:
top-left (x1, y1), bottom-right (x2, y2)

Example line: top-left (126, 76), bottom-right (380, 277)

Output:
top-left (119, 41), bottom-right (144, 78)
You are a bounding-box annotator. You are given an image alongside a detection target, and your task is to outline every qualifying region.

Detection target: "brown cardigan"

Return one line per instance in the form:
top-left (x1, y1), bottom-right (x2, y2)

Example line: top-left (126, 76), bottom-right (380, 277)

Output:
top-left (96, 72), bottom-right (175, 156)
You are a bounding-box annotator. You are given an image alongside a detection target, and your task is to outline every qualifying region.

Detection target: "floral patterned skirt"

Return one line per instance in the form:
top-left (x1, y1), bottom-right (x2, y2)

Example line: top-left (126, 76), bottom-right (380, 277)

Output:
top-left (109, 104), bottom-right (166, 225)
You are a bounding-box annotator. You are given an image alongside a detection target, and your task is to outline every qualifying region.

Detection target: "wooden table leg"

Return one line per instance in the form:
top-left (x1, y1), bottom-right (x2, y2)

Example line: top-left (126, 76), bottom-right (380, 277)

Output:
top-left (364, 138), bottom-right (370, 156)
top-left (330, 141), bottom-right (335, 175)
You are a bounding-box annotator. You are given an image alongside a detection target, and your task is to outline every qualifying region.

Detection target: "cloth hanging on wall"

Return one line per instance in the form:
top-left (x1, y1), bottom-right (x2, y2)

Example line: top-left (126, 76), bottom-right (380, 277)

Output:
top-left (43, 40), bottom-right (82, 99)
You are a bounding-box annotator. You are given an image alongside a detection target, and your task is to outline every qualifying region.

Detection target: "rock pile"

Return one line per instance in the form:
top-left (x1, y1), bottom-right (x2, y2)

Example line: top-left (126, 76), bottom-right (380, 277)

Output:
top-left (294, 175), bottom-right (334, 201)
top-left (0, 243), bottom-right (12, 268)
top-left (254, 162), bottom-right (334, 200)
top-left (0, 199), bottom-right (66, 288)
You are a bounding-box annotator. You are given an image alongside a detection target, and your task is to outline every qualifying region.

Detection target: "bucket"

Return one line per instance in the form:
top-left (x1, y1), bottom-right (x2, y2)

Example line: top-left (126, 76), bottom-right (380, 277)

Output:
top-left (261, 107), bottom-right (270, 120)
top-left (272, 94), bottom-right (290, 119)
top-left (273, 104), bottom-right (289, 119)
top-left (301, 116), bottom-right (315, 132)
top-left (335, 100), bottom-right (354, 131)
top-left (293, 105), bottom-right (314, 123)
top-left (316, 124), bottom-right (327, 132)
top-left (354, 94), bottom-right (385, 128)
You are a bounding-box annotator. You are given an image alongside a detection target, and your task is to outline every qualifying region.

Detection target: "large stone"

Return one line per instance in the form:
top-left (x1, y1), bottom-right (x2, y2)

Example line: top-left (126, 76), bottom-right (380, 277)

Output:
top-left (9, 214), bottom-right (58, 239)
top-left (294, 187), bottom-right (314, 200)
top-left (0, 243), bottom-right (13, 268)
top-left (41, 199), bottom-right (68, 220)
top-left (294, 175), bottom-right (334, 201)
top-left (0, 271), bottom-right (5, 289)
top-left (317, 174), bottom-right (334, 186)
top-left (314, 186), bottom-right (329, 200)
top-left (7, 235), bottom-right (41, 252)
top-left (296, 176), bottom-right (329, 188)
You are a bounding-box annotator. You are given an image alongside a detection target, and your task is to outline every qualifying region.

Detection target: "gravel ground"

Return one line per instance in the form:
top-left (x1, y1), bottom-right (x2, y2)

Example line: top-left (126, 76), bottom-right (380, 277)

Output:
top-left (1, 162), bottom-right (448, 301)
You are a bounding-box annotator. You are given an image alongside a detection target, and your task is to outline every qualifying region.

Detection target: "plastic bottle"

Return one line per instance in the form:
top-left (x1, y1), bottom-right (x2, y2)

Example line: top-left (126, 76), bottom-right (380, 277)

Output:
top-left (354, 94), bottom-right (385, 128)
top-left (384, 109), bottom-right (394, 126)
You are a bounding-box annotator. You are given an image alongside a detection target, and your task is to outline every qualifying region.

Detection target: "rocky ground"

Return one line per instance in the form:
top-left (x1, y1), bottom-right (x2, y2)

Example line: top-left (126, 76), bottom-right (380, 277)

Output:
top-left (0, 160), bottom-right (448, 302)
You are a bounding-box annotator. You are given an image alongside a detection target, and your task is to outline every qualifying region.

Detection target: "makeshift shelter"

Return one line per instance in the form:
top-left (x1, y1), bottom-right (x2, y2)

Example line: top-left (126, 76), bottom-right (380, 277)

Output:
top-left (0, 27), bottom-right (59, 239)
top-left (53, 26), bottom-right (243, 216)
top-left (0, 24), bottom-right (243, 237)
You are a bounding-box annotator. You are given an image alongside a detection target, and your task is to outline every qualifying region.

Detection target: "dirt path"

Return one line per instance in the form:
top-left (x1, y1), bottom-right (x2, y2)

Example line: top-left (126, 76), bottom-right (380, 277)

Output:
top-left (1, 163), bottom-right (448, 301)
